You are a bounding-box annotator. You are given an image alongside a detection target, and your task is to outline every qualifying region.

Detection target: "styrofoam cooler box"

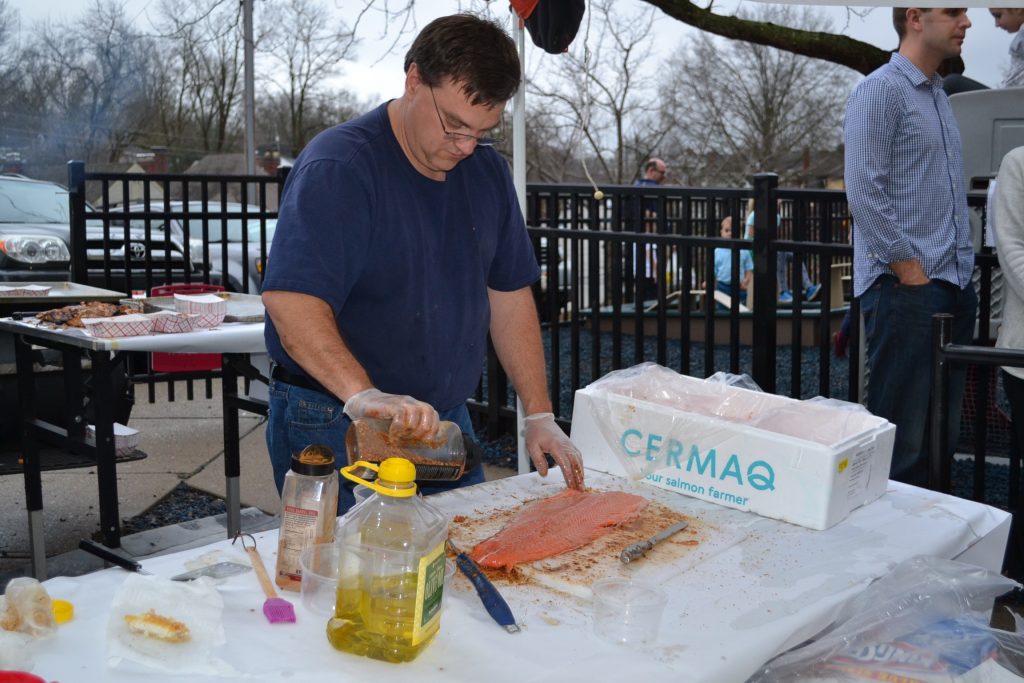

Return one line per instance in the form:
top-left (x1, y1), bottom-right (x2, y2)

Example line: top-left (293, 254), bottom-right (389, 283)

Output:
top-left (571, 365), bottom-right (896, 530)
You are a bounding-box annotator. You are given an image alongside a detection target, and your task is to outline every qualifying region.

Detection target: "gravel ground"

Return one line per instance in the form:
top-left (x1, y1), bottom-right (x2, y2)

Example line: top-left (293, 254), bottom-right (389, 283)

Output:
top-left (122, 330), bottom-right (1014, 534)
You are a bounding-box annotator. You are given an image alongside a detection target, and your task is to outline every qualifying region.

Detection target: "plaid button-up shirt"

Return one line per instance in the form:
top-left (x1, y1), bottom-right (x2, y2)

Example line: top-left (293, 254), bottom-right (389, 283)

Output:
top-left (844, 53), bottom-right (974, 297)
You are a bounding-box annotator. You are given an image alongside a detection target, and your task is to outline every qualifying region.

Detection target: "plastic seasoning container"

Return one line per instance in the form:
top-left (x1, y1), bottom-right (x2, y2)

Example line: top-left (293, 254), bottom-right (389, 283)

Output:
top-left (327, 457), bottom-right (448, 663)
top-left (274, 444), bottom-right (339, 592)
top-left (345, 417), bottom-right (467, 481)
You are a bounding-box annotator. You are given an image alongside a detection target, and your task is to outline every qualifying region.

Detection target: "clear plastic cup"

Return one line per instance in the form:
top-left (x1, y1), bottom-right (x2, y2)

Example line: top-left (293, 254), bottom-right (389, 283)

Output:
top-left (591, 577), bottom-right (667, 644)
top-left (300, 543), bottom-right (341, 616)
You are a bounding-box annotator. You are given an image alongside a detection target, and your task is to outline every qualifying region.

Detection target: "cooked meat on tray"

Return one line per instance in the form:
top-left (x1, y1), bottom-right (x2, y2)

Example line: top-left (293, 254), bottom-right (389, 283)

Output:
top-left (35, 302), bottom-right (135, 328)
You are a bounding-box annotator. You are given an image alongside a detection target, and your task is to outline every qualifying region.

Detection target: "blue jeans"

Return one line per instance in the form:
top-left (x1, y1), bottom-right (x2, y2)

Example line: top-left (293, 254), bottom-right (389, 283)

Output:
top-left (714, 281), bottom-right (747, 309)
top-left (859, 276), bottom-right (977, 485)
top-left (777, 252), bottom-right (813, 292)
top-left (266, 378), bottom-right (484, 514)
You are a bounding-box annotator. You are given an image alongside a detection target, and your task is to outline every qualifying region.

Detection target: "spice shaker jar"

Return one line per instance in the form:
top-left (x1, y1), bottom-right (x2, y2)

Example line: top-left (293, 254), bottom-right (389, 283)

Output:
top-left (345, 417), bottom-right (470, 481)
top-left (274, 444), bottom-right (339, 591)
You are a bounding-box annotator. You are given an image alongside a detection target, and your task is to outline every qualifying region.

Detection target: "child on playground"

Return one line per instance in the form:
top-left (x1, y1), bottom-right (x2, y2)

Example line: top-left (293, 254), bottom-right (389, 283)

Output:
top-left (712, 216), bottom-right (753, 306)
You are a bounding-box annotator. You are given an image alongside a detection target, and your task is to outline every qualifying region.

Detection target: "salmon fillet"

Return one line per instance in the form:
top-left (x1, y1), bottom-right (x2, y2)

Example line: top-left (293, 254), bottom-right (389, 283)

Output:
top-left (469, 489), bottom-right (649, 569)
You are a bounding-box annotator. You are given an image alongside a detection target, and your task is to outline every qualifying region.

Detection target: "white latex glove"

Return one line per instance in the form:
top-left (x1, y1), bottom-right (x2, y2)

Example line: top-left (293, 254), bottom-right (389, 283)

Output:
top-left (344, 388), bottom-right (439, 441)
top-left (523, 412), bottom-right (584, 490)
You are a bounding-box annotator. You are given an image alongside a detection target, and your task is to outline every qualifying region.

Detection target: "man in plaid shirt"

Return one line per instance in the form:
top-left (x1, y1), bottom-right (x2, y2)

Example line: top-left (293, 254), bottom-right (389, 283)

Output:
top-left (844, 7), bottom-right (976, 486)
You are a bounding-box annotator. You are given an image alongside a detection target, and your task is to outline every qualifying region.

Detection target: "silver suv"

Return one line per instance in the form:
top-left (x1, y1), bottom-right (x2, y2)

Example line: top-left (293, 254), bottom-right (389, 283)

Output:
top-left (0, 174), bottom-right (197, 290)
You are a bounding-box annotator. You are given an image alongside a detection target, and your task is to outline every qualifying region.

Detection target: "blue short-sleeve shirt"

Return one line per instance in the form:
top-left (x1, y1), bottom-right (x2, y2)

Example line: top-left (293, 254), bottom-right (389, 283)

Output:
top-left (262, 103), bottom-right (540, 411)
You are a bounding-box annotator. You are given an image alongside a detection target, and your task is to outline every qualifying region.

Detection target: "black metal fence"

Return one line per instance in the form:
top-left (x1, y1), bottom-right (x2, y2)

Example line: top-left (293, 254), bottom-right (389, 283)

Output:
top-left (65, 163), bottom-right (1016, 567)
top-left (931, 315), bottom-right (1022, 578)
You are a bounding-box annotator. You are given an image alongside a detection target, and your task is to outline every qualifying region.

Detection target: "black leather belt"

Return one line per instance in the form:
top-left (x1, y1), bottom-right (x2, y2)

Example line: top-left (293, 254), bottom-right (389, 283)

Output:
top-left (271, 364), bottom-right (332, 397)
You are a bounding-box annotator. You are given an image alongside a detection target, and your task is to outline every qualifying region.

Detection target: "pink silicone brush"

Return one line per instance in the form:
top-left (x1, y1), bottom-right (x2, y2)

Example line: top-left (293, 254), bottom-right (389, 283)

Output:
top-left (243, 544), bottom-right (296, 624)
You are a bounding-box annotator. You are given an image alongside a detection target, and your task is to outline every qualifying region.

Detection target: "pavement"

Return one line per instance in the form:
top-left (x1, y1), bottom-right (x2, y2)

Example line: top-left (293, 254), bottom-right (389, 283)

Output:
top-left (0, 380), bottom-right (514, 584)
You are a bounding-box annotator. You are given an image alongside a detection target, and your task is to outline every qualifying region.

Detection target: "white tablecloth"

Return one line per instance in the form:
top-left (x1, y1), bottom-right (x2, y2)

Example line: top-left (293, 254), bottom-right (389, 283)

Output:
top-left (24, 471), bottom-right (1011, 683)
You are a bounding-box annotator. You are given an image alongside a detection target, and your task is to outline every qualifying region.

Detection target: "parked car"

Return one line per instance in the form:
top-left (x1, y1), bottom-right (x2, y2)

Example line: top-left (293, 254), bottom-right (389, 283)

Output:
top-left (190, 216), bottom-right (276, 295)
top-left (0, 174), bottom-right (198, 290)
top-left (0, 174), bottom-right (144, 451)
top-left (124, 201), bottom-right (276, 294)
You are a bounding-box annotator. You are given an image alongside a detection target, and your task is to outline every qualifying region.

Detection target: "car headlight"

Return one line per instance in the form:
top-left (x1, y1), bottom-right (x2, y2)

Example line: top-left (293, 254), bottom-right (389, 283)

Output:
top-left (0, 235), bottom-right (71, 264)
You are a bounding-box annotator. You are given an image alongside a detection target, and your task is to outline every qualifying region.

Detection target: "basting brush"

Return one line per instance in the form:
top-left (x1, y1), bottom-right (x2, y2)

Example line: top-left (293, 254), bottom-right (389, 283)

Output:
top-left (243, 543), bottom-right (296, 624)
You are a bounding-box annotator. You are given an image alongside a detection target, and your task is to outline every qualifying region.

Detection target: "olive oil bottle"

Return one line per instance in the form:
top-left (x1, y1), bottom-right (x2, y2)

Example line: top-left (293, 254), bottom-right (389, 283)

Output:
top-left (328, 457), bottom-right (448, 663)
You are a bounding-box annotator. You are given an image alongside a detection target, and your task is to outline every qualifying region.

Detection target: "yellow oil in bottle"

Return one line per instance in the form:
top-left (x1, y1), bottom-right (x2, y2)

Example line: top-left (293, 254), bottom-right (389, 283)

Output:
top-left (330, 457), bottom-right (448, 663)
top-left (326, 572), bottom-right (440, 663)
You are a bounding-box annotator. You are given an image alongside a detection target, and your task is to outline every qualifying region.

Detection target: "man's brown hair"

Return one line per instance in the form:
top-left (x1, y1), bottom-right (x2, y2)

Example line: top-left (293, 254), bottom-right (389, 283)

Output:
top-left (404, 14), bottom-right (521, 106)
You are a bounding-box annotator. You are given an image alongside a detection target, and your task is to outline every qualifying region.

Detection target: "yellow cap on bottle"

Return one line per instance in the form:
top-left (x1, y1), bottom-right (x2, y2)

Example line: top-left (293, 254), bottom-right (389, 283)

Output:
top-left (52, 599), bottom-right (74, 624)
top-left (379, 457), bottom-right (416, 483)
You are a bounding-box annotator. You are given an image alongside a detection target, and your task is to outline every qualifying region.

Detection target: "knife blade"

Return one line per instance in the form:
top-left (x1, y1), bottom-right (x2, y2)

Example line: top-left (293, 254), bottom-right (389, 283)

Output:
top-left (619, 521), bottom-right (690, 564)
top-left (447, 540), bottom-right (520, 633)
top-left (79, 539), bottom-right (151, 574)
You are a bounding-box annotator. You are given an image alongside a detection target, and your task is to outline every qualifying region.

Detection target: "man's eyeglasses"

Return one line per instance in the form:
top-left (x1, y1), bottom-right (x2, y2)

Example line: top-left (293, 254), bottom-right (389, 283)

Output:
top-left (429, 87), bottom-right (504, 148)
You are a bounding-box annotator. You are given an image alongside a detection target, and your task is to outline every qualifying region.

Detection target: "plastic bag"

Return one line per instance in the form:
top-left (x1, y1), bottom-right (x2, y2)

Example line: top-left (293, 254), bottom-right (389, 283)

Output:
top-left (705, 371), bottom-right (763, 392)
top-left (584, 363), bottom-right (889, 480)
top-left (747, 556), bottom-right (1024, 682)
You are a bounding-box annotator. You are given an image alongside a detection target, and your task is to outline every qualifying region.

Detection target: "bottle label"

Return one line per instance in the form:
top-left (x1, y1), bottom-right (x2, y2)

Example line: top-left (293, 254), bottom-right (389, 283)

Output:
top-left (411, 542), bottom-right (446, 645)
top-left (277, 505), bottom-right (319, 582)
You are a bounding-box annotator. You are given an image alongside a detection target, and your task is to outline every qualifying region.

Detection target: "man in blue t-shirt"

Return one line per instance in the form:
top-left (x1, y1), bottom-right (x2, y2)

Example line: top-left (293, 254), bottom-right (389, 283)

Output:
top-left (261, 14), bottom-right (584, 512)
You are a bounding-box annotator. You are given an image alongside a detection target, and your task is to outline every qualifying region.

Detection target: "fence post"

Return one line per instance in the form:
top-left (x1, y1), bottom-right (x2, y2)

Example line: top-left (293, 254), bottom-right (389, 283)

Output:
top-left (929, 313), bottom-right (953, 492)
top-left (67, 160), bottom-right (87, 284)
top-left (751, 173), bottom-right (778, 393)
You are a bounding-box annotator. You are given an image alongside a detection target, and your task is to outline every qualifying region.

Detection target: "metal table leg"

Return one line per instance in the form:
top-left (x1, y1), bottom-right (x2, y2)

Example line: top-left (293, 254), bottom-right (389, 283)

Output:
top-left (90, 349), bottom-right (121, 547)
top-left (220, 353), bottom-right (270, 539)
top-left (14, 334), bottom-right (46, 580)
top-left (222, 354), bottom-right (241, 538)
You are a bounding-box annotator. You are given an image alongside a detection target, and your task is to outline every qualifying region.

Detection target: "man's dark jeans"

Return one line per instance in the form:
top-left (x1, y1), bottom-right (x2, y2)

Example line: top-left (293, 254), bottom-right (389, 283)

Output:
top-left (859, 275), bottom-right (977, 486)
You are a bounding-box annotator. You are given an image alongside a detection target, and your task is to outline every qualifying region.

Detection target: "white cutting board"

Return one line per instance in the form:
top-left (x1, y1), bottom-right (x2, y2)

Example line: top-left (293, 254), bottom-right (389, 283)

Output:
top-left (437, 471), bottom-right (748, 599)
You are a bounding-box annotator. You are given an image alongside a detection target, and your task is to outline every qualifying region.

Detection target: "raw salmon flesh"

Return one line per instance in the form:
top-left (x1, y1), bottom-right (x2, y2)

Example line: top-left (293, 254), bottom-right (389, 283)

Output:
top-left (469, 489), bottom-right (649, 569)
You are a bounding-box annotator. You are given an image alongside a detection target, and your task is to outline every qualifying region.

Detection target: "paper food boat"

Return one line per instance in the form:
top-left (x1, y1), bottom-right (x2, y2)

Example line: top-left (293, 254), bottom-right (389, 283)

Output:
top-left (173, 293), bottom-right (226, 328)
top-left (82, 314), bottom-right (155, 338)
top-left (0, 284), bottom-right (52, 297)
top-left (150, 311), bottom-right (202, 334)
top-left (86, 422), bottom-right (140, 456)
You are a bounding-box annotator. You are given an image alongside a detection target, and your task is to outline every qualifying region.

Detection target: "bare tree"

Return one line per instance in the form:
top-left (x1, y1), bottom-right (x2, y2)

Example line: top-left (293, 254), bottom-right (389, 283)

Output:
top-left (156, 0), bottom-right (246, 154)
top-left (28, 1), bottom-right (157, 164)
top-left (639, 0), bottom-right (890, 76)
top-left (259, 0), bottom-right (359, 152)
top-left (0, 0), bottom-right (22, 151)
top-left (526, 0), bottom-right (673, 185)
top-left (661, 5), bottom-right (855, 187)
top-left (256, 88), bottom-right (368, 156)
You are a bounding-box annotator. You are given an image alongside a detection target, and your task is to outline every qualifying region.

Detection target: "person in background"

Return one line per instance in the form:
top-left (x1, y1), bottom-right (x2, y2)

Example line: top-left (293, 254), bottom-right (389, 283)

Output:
top-left (633, 158), bottom-right (668, 300)
top-left (990, 8), bottom-right (1024, 87)
top-left (992, 146), bottom-right (1024, 573)
top-left (707, 216), bottom-right (753, 307)
top-left (844, 7), bottom-right (976, 486)
top-left (743, 200), bottom-right (820, 304)
top-left (260, 14), bottom-right (584, 513)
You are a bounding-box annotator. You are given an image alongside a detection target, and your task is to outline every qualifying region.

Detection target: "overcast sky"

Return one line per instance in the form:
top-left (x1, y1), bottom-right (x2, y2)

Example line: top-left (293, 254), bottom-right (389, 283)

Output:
top-left (8, 0), bottom-right (1016, 101)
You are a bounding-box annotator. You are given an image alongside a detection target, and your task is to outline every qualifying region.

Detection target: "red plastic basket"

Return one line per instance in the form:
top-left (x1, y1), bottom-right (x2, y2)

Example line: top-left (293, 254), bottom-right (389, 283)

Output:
top-left (149, 284), bottom-right (224, 373)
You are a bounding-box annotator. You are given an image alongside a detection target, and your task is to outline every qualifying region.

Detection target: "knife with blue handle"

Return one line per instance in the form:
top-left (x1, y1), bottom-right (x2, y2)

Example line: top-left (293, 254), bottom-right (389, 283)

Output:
top-left (447, 540), bottom-right (520, 633)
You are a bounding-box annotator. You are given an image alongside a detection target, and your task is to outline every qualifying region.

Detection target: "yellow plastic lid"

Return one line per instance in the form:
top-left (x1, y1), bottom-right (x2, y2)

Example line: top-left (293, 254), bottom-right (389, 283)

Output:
top-left (379, 457), bottom-right (416, 484)
top-left (52, 598), bottom-right (74, 624)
